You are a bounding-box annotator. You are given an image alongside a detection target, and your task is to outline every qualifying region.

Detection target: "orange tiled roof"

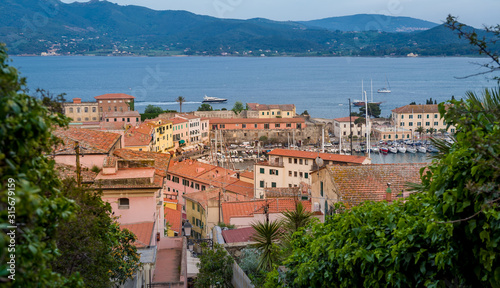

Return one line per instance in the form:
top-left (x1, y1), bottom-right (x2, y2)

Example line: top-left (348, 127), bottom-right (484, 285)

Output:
top-left (121, 222), bottom-right (154, 248)
top-left (53, 127), bottom-right (121, 154)
top-left (175, 114), bottom-right (200, 120)
top-left (54, 163), bottom-right (97, 183)
top-left (240, 171), bottom-right (254, 180)
top-left (103, 111), bottom-right (141, 118)
top-left (94, 93), bottom-right (135, 100)
top-left (329, 163), bottom-right (426, 207)
top-left (223, 180), bottom-right (254, 198)
top-left (334, 116), bottom-right (360, 122)
top-left (208, 117), bottom-right (305, 124)
top-left (267, 149), bottom-right (367, 165)
top-left (222, 227), bottom-right (256, 243)
top-left (195, 166), bottom-right (239, 187)
top-left (93, 168), bottom-right (163, 189)
top-left (124, 131), bottom-right (152, 147)
top-left (164, 207), bottom-right (182, 234)
top-left (391, 104), bottom-right (439, 114)
top-left (184, 188), bottom-right (245, 209)
top-left (113, 149), bottom-right (171, 177)
top-left (221, 198), bottom-right (311, 224)
top-left (170, 117), bottom-right (189, 125)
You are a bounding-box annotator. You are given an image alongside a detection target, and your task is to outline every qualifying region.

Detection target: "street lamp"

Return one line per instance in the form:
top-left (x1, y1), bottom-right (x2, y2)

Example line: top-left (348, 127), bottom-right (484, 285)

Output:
top-left (183, 220), bottom-right (192, 237)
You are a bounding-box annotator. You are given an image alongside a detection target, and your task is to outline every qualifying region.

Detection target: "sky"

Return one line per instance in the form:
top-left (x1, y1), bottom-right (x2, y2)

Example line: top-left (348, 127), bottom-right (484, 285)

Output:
top-left (60, 0), bottom-right (498, 28)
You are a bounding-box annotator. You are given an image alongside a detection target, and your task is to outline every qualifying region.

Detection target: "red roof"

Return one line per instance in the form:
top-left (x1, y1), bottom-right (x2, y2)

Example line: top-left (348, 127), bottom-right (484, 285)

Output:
top-left (333, 116), bottom-right (360, 122)
top-left (329, 163), bottom-right (426, 207)
top-left (247, 103), bottom-right (295, 111)
top-left (221, 198), bottom-right (311, 224)
top-left (240, 171), bottom-right (254, 180)
top-left (94, 93), bottom-right (135, 100)
top-left (222, 227), bottom-right (256, 243)
top-left (55, 163), bottom-right (97, 183)
top-left (391, 104), bottom-right (440, 114)
top-left (53, 127), bottom-right (121, 154)
top-left (164, 207), bottom-right (182, 234)
top-left (121, 222), bottom-right (154, 248)
top-left (113, 149), bottom-right (172, 177)
top-left (267, 149), bottom-right (368, 165)
top-left (170, 117), bottom-right (189, 125)
top-left (124, 131), bottom-right (152, 147)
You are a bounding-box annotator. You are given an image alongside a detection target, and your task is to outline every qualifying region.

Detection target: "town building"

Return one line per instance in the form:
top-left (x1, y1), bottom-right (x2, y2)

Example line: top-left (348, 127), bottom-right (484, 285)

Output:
top-left (221, 198), bottom-right (315, 228)
top-left (391, 104), bottom-right (456, 135)
top-left (170, 117), bottom-right (190, 151)
top-left (102, 111), bottom-right (141, 128)
top-left (53, 127), bottom-right (122, 169)
top-left (63, 98), bottom-right (99, 123)
top-left (123, 122), bottom-right (155, 151)
top-left (372, 126), bottom-right (412, 141)
top-left (333, 116), bottom-right (370, 138)
top-left (246, 103), bottom-right (296, 118)
top-left (254, 149), bottom-right (369, 199)
top-left (176, 114), bottom-right (202, 147)
top-left (151, 119), bottom-right (174, 153)
top-left (94, 93), bottom-right (135, 120)
top-left (310, 163), bottom-right (426, 215)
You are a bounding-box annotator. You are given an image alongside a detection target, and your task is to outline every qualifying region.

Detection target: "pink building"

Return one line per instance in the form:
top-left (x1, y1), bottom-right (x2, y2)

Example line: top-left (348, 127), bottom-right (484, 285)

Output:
top-left (53, 127), bottom-right (122, 169)
top-left (209, 117), bottom-right (305, 130)
top-left (102, 111), bottom-right (141, 127)
top-left (170, 117), bottom-right (189, 150)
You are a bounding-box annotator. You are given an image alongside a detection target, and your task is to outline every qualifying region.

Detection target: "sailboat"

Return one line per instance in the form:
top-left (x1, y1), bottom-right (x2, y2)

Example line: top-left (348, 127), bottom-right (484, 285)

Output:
top-left (378, 76), bottom-right (391, 93)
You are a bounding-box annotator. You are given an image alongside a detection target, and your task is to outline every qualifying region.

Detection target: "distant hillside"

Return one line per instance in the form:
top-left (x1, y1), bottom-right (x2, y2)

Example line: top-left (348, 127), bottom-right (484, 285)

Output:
top-left (0, 0), bottom-right (494, 57)
top-left (299, 14), bottom-right (439, 32)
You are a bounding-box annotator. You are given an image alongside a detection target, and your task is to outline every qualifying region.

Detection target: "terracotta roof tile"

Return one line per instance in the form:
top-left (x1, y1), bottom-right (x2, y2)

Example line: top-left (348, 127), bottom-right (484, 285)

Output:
top-left (124, 131), bottom-right (152, 147)
top-left (329, 163), bottom-right (426, 207)
top-left (222, 227), bottom-right (256, 243)
top-left (223, 180), bottom-right (254, 198)
top-left (247, 103), bottom-right (295, 111)
top-left (170, 117), bottom-right (189, 125)
top-left (240, 171), bottom-right (254, 180)
top-left (221, 198), bottom-right (311, 224)
top-left (53, 127), bottom-right (121, 154)
top-left (94, 93), bottom-right (135, 100)
top-left (54, 163), bottom-right (97, 183)
top-left (121, 222), bottom-right (155, 248)
top-left (267, 149), bottom-right (368, 165)
top-left (164, 207), bottom-right (182, 234)
top-left (103, 111), bottom-right (141, 118)
top-left (391, 104), bottom-right (440, 114)
top-left (113, 149), bottom-right (172, 177)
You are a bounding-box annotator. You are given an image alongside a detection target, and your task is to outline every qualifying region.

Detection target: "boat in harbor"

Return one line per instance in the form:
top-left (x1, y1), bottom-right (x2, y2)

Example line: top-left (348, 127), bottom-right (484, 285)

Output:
top-left (397, 146), bottom-right (407, 153)
top-left (378, 76), bottom-right (391, 93)
top-left (417, 146), bottom-right (427, 153)
top-left (202, 95), bottom-right (227, 103)
top-left (389, 147), bottom-right (398, 153)
top-left (407, 147), bottom-right (417, 153)
top-left (353, 101), bottom-right (382, 107)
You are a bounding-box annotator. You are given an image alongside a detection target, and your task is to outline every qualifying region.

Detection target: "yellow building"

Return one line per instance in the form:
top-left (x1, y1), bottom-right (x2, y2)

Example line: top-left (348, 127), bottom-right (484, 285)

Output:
top-left (184, 197), bottom-right (207, 239)
top-left (151, 119), bottom-right (174, 153)
top-left (63, 98), bottom-right (99, 123)
top-left (247, 103), bottom-right (296, 118)
top-left (391, 104), bottom-right (456, 135)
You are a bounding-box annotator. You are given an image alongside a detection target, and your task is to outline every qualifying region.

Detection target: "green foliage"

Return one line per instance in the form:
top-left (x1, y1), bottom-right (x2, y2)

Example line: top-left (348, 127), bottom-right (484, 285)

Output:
top-left (415, 126), bottom-right (425, 135)
top-left (300, 110), bottom-right (309, 116)
top-left (259, 136), bottom-right (268, 142)
top-left (358, 103), bottom-right (381, 118)
top-left (0, 44), bottom-right (81, 286)
top-left (195, 243), bottom-right (233, 288)
top-left (281, 202), bottom-right (314, 234)
top-left (91, 165), bottom-right (101, 174)
top-left (239, 248), bottom-right (267, 287)
top-left (53, 181), bottom-right (141, 286)
top-left (251, 220), bottom-right (282, 271)
top-left (197, 103), bottom-right (213, 111)
top-left (144, 104), bottom-right (163, 114)
top-left (217, 222), bottom-right (236, 229)
top-left (231, 101), bottom-right (245, 114)
top-left (35, 89), bottom-right (67, 115)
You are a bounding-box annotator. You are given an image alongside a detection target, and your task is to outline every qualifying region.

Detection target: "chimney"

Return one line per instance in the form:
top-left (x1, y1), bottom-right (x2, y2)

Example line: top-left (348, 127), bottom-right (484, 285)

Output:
top-left (102, 156), bottom-right (118, 175)
top-left (73, 98), bottom-right (82, 104)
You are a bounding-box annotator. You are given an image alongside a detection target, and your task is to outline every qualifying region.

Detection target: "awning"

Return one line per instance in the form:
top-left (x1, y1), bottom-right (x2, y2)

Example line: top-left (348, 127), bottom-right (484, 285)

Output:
top-left (179, 140), bottom-right (185, 144)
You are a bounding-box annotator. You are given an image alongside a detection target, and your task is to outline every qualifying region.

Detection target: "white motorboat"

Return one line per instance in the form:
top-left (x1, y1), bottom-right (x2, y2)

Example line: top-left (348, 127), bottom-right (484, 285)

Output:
top-left (397, 146), bottom-right (406, 153)
top-left (407, 147), bottom-right (417, 153)
top-left (417, 146), bottom-right (427, 153)
top-left (389, 147), bottom-right (398, 153)
top-left (202, 95), bottom-right (227, 103)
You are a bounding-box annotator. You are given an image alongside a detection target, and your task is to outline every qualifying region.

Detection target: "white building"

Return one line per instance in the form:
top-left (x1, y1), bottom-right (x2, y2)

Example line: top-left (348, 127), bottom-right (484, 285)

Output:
top-left (333, 116), bottom-right (370, 138)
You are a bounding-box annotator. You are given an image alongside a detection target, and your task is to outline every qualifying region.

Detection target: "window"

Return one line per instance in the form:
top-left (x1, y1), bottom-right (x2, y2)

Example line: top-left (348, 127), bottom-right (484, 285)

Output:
top-left (320, 181), bottom-right (324, 197)
top-left (267, 112), bottom-right (269, 115)
top-left (305, 173), bottom-right (309, 179)
top-left (425, 122), bottom-right (430, 126)
top-left (409, 122), bottom-right (413, 126)
top-left (270, 169), bottom-right (278, 175)
top-left (118, 198), bottom-right (130, 209)
top-left (434, 114), bottom-right (438, 118)
top-left (289, 171), bottom-right (292, 176)
top-left (197, 204), bottom-right (200, 212)
top-left (122, 118), bottom-right (125, 122)
top-left (294, 159), bottom-right (297, 164)
top-left (286, 123), bottom-right (291, 128)
top-left (299, 172), bottom-right (303, 177)
top-left (242, 124), bottom-right (246, 128)
top-left (92, 117), bottom-right (96, 121)
top-left (272, 112), bottom-right (275, 115)
top-left (84, 107), bottom-right (88, 113)
top-left (271, 182), bottom-right (276, 187)
top-left (275, 124), bottom-right (280, 128)
top-left (288, 158), bottom-right (292, 164)
top-left (195, 183), bottom-right (200, 190)
top-left (69, 107), bottom-right (73, 113)
top-left (201, 185), bottom-right (206, 191)
top-left (305, 160), bottom-right (308, 165)
top-left (418, 115), bottom-right (422, 119)
top-left (114, 118), bottom-right (117, 122)
top-left (264, 124), bottom-right (269, 129)
top-left (400, 122), bottom-right (404, 126)
top-left (299, 159), bottom-right (303, 165)
top-left (260, 181), bottom-right (264, 188)
top-left (114, 106), bottom-right (117, 112)
top-left (401, 115), bottom-right (404, 119)
top-left (409, 115), bottom-right (413, 119)
top-left (192, 202), bottom-right (195, 210)
top-left (127, 118), bottom-right (130, 122)
top-left (254, 124), bottom-right (258, 128)
top-left (426, 114), bottom-right (430, 119)
top-left (262, 112), bottom-right (265, 115)
top-left (77, 107), bottom-right (81, 113)
top-left (417, 122), bottom-right (421, 126)
top-left (85, 117), bottom-right (89, 121)
top-left (434, 122), bottom-right (438, 126)
top-left (260, 168), bottom-right (265, 174)
top-left (136, 118), bottom-right (139, 122)
top-left (294, 171), bottom-right (297, 177)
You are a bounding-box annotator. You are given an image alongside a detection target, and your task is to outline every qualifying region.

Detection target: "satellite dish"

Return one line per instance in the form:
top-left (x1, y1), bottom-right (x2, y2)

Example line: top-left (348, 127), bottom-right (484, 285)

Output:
top-left (315, 156), bottom-right (324, 167)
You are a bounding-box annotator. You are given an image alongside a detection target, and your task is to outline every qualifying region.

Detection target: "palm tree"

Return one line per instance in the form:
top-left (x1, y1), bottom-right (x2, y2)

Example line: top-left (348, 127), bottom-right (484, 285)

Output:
top-left (176, 96), bottom-right (186, 113)
top-left (415, 126), bottom-right (425, 138)
top-left (281, 201), bottom-right (314, 234)
top-left (251, 220), bottom-right (281, 271)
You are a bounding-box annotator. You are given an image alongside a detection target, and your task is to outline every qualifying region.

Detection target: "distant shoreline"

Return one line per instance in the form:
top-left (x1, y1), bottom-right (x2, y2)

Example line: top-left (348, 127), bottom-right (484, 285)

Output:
top-left (12, 54), bottom-right (489, 58)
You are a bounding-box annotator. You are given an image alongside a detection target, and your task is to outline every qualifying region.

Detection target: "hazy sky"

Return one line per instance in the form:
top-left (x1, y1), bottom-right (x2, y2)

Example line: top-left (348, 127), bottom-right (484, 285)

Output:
top-left (60, 0), bottom-right (497, 28)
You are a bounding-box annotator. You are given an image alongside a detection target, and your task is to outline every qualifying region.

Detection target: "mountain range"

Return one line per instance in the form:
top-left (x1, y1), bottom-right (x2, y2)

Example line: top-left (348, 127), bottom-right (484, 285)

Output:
top-left (0, 0), bottom-right (493, 56)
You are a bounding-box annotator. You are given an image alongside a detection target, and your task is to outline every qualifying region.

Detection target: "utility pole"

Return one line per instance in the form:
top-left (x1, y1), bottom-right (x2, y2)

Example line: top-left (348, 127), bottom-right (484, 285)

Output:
top-left (75, 141), bottom-right (81, 187)
top-left (349, 98), bottom-right (353, 155)
top-left (218, 188), bottom-right (221, 224)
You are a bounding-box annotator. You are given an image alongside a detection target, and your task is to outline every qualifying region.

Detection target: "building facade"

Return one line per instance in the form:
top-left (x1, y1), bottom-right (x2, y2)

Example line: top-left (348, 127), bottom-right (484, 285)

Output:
top-left (246, 103), bottom-right (296, 118)
top-left (94, 93), bottom-right (135, 120)
top-left (63, 98), bottom-right (99, 123)
top-left (333, 116), bottom-right (370, 138)
top-left (391, 104), bottom-right (455, 134)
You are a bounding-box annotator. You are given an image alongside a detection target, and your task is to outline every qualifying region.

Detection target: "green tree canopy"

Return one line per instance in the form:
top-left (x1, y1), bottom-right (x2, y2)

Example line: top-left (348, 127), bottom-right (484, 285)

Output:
top-left (358, 103), bottom-right (381, 118)
top-left (144, 104), bottom-right (163, 114)
top-left (197, 103), bottom-right (213, 111)
top-left (176, 96), bottom-right (186, 113)
top-left (195, 243), bottom-right (233, 288)
top-left (231, 101), bottom-right (245, 114)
